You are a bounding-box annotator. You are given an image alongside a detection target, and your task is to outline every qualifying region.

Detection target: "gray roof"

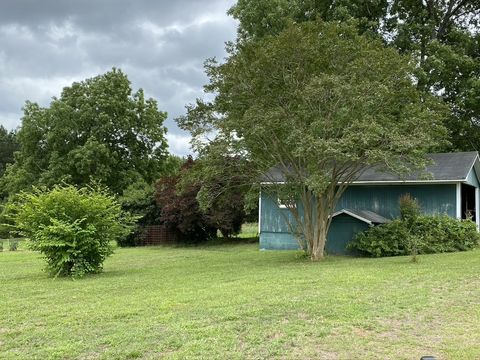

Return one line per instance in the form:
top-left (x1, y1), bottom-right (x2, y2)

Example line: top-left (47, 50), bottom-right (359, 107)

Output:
top-left (263, 152), bottom-right (479, 184)
top-left (355, 152), bottom-right (479, 183)
top-left (332, 209), bottom-right (390, 224)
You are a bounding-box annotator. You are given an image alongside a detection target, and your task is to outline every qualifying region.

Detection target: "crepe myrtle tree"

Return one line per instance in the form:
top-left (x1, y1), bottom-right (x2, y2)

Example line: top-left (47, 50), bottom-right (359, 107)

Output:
top-left (178, 21), bottom-right (448, 261)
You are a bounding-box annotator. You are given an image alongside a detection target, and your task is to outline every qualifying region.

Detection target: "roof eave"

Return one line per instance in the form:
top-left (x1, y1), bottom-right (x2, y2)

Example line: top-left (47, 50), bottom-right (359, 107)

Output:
top-left (331, 209), bottom-right (373, 225)
top-left (463, 153), bottom-right (480, 184)
top-left (350, 179), bottom-right (462, 185)
top-left (261, 179), bottom-right (464, 185)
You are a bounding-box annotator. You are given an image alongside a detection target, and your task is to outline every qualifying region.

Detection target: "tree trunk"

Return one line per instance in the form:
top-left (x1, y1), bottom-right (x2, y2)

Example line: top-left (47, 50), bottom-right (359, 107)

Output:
top-left (310, 223), bottom-right (327, 261)
top-left (292, 187), bottom-right (342, 261)
top-left (300, 192), bottom-right (332, 261)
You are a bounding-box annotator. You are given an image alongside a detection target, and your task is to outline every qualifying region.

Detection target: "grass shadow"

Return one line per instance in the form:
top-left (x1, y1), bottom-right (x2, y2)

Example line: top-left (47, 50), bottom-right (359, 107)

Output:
top-left (136, 236), bottom-right (260, 251)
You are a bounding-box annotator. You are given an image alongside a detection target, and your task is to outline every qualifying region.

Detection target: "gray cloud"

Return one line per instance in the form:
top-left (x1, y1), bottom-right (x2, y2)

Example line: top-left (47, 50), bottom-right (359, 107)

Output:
top-left (0, 0), bottom-right (237, 156)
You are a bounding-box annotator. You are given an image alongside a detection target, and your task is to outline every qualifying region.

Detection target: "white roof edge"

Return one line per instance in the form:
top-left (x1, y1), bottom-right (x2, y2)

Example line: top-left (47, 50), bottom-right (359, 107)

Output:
top-left (464, 153), bottom-right (480, 183)
top-left (350, 179), bottom-right (462, 185)
top-left (261, 180), bottom-right (462, 185)
top-left (331, 209), bottom-right (373, 225)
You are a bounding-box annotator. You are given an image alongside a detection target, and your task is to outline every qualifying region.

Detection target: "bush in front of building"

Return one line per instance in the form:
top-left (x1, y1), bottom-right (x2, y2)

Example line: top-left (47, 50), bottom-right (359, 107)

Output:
top-left (398, 193), bottom-right (421, 223)
top-left (349, 219), bottom-right (407, 257)
top-left (349, 215), bottom-right (480, 257)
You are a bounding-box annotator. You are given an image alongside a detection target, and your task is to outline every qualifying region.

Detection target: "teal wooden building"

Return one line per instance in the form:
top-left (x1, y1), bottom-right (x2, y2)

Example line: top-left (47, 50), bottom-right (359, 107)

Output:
top-left (259, 152), bottom-right (480, 254)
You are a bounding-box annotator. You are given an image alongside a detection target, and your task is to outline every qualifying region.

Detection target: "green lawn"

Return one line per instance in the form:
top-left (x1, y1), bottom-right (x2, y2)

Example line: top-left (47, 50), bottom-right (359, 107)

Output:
top-left (1, 242), bottom-right (479, 359)
top-left (237, 222), bottom-right (259, 238)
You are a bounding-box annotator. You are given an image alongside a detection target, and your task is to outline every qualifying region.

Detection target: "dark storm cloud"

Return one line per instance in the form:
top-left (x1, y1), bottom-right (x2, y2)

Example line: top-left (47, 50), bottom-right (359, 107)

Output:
top-left (0, 0), bottom-right (237, 155)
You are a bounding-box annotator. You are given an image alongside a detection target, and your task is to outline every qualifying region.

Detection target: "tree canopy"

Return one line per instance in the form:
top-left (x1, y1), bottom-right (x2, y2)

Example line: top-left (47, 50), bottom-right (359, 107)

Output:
top-left (1, 69), bottom-right (169, 196)
top-left (155, 157), bottom-right (217, 243)
top-left (188, 155), bottom-right (249, 238)
top-left (229, 0), bottom-right (480, 151)
top-left (154, 156), bottom-right (247, 242)
top-left (179, 21), bottom-right (448, 260)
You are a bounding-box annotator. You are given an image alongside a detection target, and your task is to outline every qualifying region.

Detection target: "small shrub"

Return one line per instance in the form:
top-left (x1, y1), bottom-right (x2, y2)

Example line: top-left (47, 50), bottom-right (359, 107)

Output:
top-left (398, 194), bottom-right (421, 261)
top-left (414, 215), bottom-right (480, 253)
top-left (399, 194), bottom-right (420, 223)
top-left (349, 215), bottom-right (480, 257)
top-left (7, 185), bottom-right (136, 277)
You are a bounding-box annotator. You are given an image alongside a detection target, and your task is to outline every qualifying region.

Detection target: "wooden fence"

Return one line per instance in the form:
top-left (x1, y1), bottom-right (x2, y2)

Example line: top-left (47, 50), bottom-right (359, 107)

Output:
top-left (138, 225), bottom-right (180, 246)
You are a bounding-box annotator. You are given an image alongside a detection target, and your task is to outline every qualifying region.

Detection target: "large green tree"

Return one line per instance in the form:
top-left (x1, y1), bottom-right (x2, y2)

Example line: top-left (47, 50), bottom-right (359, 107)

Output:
top-left (387, 0), bottom-right (480, 150)
top-left (1, 69), bottom-right (169, 196)
top-left (228, 0), bottom-right (389, 41)
top-left (179, 21), bottom-right (447, 260)
top-left (229, 0), bottom-right (480, 151)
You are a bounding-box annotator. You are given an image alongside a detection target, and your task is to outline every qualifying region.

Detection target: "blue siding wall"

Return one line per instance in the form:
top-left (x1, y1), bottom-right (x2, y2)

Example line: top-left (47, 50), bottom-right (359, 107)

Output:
top-left (260, 232), bottom-right (299, 250)
top-left (259, 192), bottom-right (299, 250)
top-left (466, 167), bottom-right (479, 187)
top-left (259, 184), bottom-right (457, 251)
top-left (338, 184), bottom-right (456, 218)
top-left (326, 214), bottom-right (370, 255)
top-left (260, 192), bottom-right (297, 233)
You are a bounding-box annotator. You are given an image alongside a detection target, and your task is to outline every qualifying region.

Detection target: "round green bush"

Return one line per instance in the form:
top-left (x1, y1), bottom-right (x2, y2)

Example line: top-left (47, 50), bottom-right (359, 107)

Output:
top-left (349, 215), bottom-right (480, 257)
top-left (7, 185), bottom-right (136, 277)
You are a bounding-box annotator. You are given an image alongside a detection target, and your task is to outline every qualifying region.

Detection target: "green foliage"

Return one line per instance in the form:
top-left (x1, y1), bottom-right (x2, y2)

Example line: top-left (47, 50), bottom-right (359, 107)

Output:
top-left (179, 20), bottom-right (447, 260)
top-left (183, 22), bottom-right (447, 172)
top-left (7, 185), bottom-right (136, 277)
top-left (398, 194), bottom-right (422, 261)
top-left (388, 1), bottom-right (480, 152)
top-left (185, 155), bottom-right (249, 238)
top-left (228, 0), bottom-right (388, 42)
top-left (117, 180), bottom-right (160, 247)
top-left (349, 219), bottom-right (408, 257)
top-left (399, 193), bottom-right (421, 223)
top-left (155, 157), bottom-right (217, 243)
top-left (0, 207), bottom-right (11, 239)
top-left (243, 187), bottom-right (260, 223)
top-left (162, 154), bottom-right (185, 176)
top-left (229, 0), bottom-right (480, 152)
top-left (118, 180), bottom-right (156, 220)
top-left (349, 215), bottom-right (480, 257)
top-left (154, 156), bottom-right (248, 242)
top-left (0, 126), bottom-right (19, 178)
top-left (1, 69), bottom-right (168, 197)
top-left (115, 155), bottom-right (183, 247)
top-left (415, 215), bottom-right (480, 252)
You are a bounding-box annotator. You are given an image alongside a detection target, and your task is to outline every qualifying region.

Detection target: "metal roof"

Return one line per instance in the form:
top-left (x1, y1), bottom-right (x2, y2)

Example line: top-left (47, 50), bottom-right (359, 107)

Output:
top-left (262, 152), bottom-right (480, 184)
top-left (355, 152), bottom-right (479, 183)
top-left (332, 209), bottom-right (390, 224)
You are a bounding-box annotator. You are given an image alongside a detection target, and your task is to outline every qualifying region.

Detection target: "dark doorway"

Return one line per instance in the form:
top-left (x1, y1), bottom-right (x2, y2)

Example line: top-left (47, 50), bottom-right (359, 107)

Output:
top-left (461, 184), bottom-right (476, 220)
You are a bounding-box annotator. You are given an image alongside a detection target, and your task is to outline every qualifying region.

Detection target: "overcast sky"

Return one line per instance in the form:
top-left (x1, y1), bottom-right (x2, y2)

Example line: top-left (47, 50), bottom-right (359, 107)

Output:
top-left (0, 0), bottom-right (238, 156)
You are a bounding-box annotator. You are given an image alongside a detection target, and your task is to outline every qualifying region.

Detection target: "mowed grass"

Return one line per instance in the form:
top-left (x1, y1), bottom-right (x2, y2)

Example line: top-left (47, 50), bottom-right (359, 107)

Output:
top-left (1, 241), bottom-right (480, 359)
